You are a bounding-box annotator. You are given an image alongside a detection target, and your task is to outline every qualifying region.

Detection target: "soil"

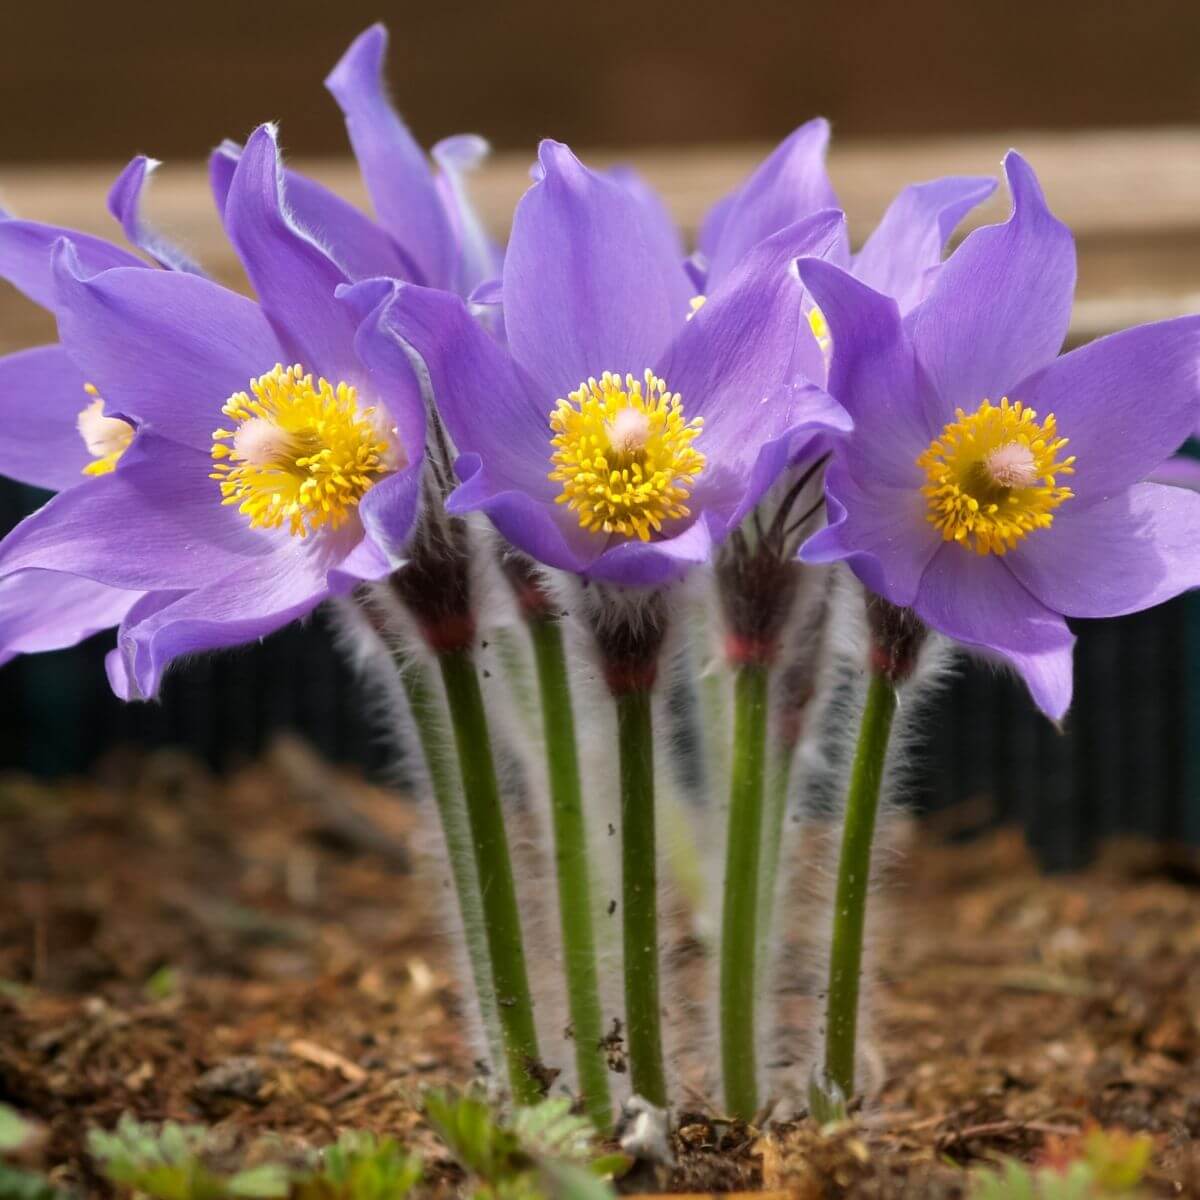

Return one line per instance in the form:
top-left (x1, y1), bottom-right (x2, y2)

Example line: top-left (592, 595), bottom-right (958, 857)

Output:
top-left (2, 741), bottom-right (1200, 1197)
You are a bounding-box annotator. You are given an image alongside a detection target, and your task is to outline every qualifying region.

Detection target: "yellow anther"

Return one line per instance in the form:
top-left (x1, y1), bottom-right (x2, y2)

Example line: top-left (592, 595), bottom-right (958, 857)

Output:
top-left (916, 397), bottom-right (1075, 555)
top-left (548, 369), bottom-right (705, 542)
top-left (210, 363), bottom-right (396, 538)
top-left (77, 390), bottom-right (134, 477)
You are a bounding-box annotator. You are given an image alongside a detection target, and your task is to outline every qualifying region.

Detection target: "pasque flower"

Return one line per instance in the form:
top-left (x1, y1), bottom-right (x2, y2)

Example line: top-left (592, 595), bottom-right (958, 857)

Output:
top-left (695, 119), bottom-right (996, 376)
top-left (382, 140), bottom-right (852, 587)
top-left (0, 155), bottom-right (206, 668)
top-left (797, 152), bottom-right (1200, 719)
top-left (0, 125), bottom-right (426, 698)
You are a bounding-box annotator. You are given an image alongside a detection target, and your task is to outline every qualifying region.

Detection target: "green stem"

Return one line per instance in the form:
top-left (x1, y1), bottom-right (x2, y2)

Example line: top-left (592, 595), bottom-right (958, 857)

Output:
top-left (527, 616), bottom-right (612, 1130)
top-left (756, 737), bottom-right (800, 992)
top-left (437, 646), bottom-right (543, 1104)
top-left (719, 662), bottom-right (770, 1120)
top-left (615, 686), bottom-right (667, 1107)
top-left (396, 656), bottom-right (506, 1075)
top-left (823, 670), bottom-right (898, 1099)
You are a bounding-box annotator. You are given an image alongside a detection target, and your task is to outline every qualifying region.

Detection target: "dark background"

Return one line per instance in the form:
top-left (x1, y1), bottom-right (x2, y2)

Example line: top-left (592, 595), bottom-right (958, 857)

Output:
top-left (4, 1), bottom-right (1200, 163)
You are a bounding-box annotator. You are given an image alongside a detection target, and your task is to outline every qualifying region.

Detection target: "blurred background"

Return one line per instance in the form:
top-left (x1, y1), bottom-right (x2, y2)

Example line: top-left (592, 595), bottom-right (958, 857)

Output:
top-left (1, 0), bottom-right (1198, 868)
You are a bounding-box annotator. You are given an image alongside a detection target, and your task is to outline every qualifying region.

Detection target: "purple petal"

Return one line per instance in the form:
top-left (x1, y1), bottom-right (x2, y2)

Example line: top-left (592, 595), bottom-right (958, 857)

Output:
top-left (385, 283), bottom-right (554, 497)
top-left (0, 570), bottom-right (139, 665)
top-left (502, 140), bottom-right (692, 399)
top-left (1150, 454), bottom-right (1200, 490)
top-left (800, 458), bottom-right (939, 607)
top-left (906, 151), bottom-right (1076, 412)
top-left (0, 433), bottom-right (272, 589)
top-left (222, 125), bottom-right (359, 382)
top-left (851, 175), bottom-right (997, 314)
top-left (210, 140), bottom-right (421, 284)
top-left (52, 240), bottom-right (283, 452)
top-left (107, 156), bottom-right (205, 275)
top-left (1016, 316), bottom-right (1200, 505)
top-left (0, 217), bottom-right (143, 310)
top-left (915, 544), bottom-right (1076, 720)
top-left (605, 163), bottom-right (686, 271)
top-left (795, 257), bottom-right (936, 486)
top-left (116, 541), bottom-right (341, 699)
top-left (432, 134), bottom-right (502, 295)
top-left (325, 23), bottom-right (455, 289)
top-left (105, 588), bottom-right (188, 699)
top-left (703, 120), bottom-right (840, 288)
top-left (656, 212), bottom-right (850, 469)
top-left (0, 345), bottom-right (94, 489)
top-left (1006, 483), bottom-right (1200, 618)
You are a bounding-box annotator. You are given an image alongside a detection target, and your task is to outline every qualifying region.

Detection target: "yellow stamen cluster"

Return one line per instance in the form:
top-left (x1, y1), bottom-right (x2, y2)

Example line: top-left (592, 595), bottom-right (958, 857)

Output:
top-left (548, 369), bottom-right (705, 542)
top-left (211, 363), bottom-right (392, 538)
top-left (807, 305), bottom-right (832, 354)
top-left (78, 384), bottom-right (134, 476)
top-left (917, 397), bottom-right (1075, 555)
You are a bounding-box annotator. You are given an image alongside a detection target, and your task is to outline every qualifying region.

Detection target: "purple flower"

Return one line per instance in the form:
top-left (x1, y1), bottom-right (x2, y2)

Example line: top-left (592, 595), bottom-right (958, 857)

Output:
top-left (0, 125), bottom-right (426, 698)
top-left (797, 152), bottom-right (1200, 719)
top-left (697, 119), bottom-right (996, 324)
top-left (380, 141), bottom-right (852, 587)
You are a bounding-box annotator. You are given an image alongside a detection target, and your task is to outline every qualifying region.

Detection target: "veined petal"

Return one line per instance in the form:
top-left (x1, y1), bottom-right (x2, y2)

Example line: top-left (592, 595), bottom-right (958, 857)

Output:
top-left (1007, 483), bottom-right (1200, 618)
top-left (503, 140), bottom-right (692, 398)
top-left (51, 240), bottom-right (284, 452)
top-left (1016, 316), bottom-right (1200, 505)
top-left (0, 216), bottom-right (143, 310)
top-left (605, 163), bottom-right (686, 274)
top-left (117, 541), bottom-right (340, 699)
top-left (1150, 454), bottom-right (1200, 490)
top-left (851, 174), bottom-right (997, 314)
top-left (107, 156), bottom-right (205, 275)
top-left (0, 570), bottom-right (140, 666)
top-left (222, 125), bottom-right (359, 382)
top-left (432, 134), bottom-right (502, 296)
top-left (915, 544), bottom-right (1076, 720)
top-left (906, 151), bottom-right (1076, 412)
top-left (210, 140), bottom-right (421, 284)
top-left (0, 433), bottom-right (271, 589)
top-left (703, 119), bottom-right (840, 288)
top-left (795, 257), bottom-right (935, 486)
top-left (325, 23), bottom-right (455, 288)
top-left (0, 345), bottom-right (95, 489)
top-left (385, 282), bottom-right (554, 497)
top-left (800, 458), bottom-right (939, 608)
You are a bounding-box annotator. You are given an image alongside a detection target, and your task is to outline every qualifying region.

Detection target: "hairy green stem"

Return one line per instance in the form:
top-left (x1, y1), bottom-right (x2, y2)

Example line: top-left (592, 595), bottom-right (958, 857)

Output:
top-left (756, 737), bottom-right (800, 991)
top-left (527, 616), bottom-right (612, 1130)
top-left (823, 670), bottom-right (898, 1099)
top-left (396, 656), bottom-right (506, 1074)
top-left (437, 646), bottom-right (543, 1103)
top-left (615, 686), bottom-right (668, 1107)
top-left (719, 662), bottom-right (770, 1120)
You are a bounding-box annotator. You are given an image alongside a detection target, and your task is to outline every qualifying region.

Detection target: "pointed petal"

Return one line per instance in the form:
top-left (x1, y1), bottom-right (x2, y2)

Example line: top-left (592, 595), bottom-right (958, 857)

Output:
top-left (907, 151), bottom-right (1075, 411)
top-left (1007, 483), bottom-right (1200, 618)
top-left (325, 23), bottom-right (455, 288)
top-left (502, 140), bottom-right (692, 398)
top-left (432, 134), bottom-right (502, 295)
top-left (704, 119), bottom-right (840, 287)
top-left (0, 433), bottom-right (271, 589)
top-left (915, 544), bottom-right (1076, 719)
top-left (107, 156), bottom-right (205, 274)
top-left (1017, 315), bottom-right (1200, 505)
top-left (0, 345), bottom-right (94, 489)
top-left (852, 174), bottom-right (997, 313)
top-left (51, 240), bottom-right (283, 451)
top-left (222, 125), bottom-right (358, 381)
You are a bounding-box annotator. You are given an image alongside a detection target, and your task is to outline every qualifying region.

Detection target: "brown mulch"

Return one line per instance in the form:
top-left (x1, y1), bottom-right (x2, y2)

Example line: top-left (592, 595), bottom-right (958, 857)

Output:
top-left (2, 742), bottom-right (1200, 1196)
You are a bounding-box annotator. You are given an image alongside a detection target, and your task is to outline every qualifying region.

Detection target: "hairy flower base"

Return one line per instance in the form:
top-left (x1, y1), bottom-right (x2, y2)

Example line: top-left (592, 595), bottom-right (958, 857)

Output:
top-left (548, 369), bottom-right (705, 542)
top-left (917, 397), bottom-right (1075, 555)
top-left (77, 386), bottom-right (134, 477)
top-left (211, 364), bottom-right (394, 539)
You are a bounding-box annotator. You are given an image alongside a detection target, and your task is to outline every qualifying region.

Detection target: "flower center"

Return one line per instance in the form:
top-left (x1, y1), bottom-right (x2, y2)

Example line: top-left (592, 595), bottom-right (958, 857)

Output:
top-left (548, 369), bottom-right (705, 542)
top-left (917, 397), bottom-right (1075, 555)
top-left (77, 386), bottom-right (134, 476)
top-left (210, 363), bottom-right (398, 539)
